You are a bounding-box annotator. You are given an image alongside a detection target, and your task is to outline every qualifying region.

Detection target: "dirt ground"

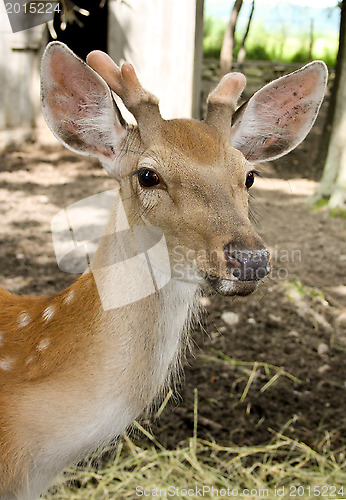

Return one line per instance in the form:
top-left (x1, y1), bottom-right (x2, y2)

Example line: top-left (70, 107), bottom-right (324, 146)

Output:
top-left (0, 64), bottom-right (345, 458)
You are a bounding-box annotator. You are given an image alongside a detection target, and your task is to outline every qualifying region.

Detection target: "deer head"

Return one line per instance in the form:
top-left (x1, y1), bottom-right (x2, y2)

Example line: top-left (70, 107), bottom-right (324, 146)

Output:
top-left (41, 42), bottom-right (327, 299)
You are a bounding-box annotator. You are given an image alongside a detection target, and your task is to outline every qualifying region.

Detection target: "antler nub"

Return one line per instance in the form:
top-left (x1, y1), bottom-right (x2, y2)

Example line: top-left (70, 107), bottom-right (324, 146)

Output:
top-left (87, 51), bottom-right (162, 142)
top-left (205, 73), bottom-right (246, 134)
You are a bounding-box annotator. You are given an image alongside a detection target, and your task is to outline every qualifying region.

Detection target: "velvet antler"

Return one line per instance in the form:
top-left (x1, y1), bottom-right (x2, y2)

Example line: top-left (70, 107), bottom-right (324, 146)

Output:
top-left (87, 51), bottom-right (162, 143)
top-left (205, 73), bottom-right (246, 136)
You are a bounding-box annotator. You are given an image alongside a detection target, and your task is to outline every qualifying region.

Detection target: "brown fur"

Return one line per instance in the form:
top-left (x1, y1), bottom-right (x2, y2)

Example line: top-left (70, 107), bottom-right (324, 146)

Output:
top-left (0, 273), bottom-right (100, 493)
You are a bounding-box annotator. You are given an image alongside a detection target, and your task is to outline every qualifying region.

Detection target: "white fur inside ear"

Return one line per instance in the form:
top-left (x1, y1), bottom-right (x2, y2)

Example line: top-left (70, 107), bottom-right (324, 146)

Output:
top-left (230, 61), bottom-right (328, 162)
top-left (41, 42), bottom-right (127, 176)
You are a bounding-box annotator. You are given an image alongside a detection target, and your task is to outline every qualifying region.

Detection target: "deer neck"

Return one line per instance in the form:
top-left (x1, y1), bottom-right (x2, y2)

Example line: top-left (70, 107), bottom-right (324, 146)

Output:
top-left (87, 198), bottom-right (200, 410)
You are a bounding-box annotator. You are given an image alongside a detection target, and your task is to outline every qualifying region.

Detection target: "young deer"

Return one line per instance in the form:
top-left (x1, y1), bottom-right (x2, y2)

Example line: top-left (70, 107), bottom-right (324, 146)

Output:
top-left (0, 42), bottom-right (327, 499)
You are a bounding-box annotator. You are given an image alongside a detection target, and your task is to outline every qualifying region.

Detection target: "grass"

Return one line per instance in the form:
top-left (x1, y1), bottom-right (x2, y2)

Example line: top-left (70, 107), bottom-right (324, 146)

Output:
top-left (203, 16), bottom-right (338, 66)
top-left (44, 386), bottom-right (345, 499)
top-left (45, 434), bottom-right (345, 499)
top-left (203, 349), bottom-right (301, 400)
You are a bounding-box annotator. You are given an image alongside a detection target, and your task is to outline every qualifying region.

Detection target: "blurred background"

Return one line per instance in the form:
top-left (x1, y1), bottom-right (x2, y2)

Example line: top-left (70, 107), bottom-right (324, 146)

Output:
top-left (0, 0), bottom-right (341, 135)
top-left (204, 0), bottom-right (339, 66)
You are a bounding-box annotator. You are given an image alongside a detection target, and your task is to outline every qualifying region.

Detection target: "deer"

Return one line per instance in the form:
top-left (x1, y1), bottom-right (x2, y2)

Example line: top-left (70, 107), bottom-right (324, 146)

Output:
top-left (0, 41), bottom-right (327, 499)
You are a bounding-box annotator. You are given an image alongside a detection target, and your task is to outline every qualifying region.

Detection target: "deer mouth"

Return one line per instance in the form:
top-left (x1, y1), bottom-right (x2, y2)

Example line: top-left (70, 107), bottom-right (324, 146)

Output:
top-left (206, 276), bottom-right (258, 296)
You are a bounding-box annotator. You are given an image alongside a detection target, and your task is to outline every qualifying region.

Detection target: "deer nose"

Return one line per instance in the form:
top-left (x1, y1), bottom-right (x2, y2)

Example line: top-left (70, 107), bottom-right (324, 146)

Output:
top-left (224, 245), bottom-right (271, 281)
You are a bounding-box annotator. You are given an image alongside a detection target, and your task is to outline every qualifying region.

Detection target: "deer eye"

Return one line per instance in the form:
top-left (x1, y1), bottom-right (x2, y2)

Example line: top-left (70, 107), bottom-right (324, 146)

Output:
top-left (245, 171), bottom-right (259, 189)
top-left (137, 168), bottom-right (161, 188)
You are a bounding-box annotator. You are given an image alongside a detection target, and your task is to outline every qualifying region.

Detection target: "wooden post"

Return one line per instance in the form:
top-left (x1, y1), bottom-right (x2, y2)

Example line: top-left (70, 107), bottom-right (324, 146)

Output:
top-left (108, 0), bottom-right (204, 120)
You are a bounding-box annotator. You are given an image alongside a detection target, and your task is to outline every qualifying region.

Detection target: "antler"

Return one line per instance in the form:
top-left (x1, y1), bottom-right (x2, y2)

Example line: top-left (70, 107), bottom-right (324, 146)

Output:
top-left (205, 73), bottom-right (246, 136)
top-left (87, 51), bottom-right (162, 143)
top-left (87, 51), bottom-right (247, 141)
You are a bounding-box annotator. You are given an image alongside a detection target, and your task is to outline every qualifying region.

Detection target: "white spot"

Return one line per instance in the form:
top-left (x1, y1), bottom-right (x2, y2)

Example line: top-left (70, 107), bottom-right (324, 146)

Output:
top-left (63, 289), bottom-right (75, 305)
top-left (42, 305), bottom-right (55, 322)
top-left (37, 338), bottom-right (51, 352)
top-left (18, 312), bottom-right (31, 327)
top-left (0, 357), bottom-right (14, 371)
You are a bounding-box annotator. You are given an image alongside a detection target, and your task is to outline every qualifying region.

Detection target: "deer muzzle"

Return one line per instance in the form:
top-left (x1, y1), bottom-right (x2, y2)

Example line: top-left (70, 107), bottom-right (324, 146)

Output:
top-left (205, 244), bottom-right (271, 296)
top-left (224, 246), bottom-right (271, 281)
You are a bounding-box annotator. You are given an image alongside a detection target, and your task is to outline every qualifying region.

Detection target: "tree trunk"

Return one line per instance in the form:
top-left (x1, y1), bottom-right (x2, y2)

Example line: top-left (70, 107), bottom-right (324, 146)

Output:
top-left (310, 0), bottom-right (346, 212)
top-left (220, 0), bottom-right (243, 75)
top-left (308, 18), bottom-right (314, 62)
top-left (237, 0), bottom-right (255, 65)
top-left (317, 1), bottom-right (345, 174)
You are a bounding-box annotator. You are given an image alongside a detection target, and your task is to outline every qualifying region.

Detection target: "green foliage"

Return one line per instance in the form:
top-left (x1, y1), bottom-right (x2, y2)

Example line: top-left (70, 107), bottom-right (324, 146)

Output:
top-left (284, 278), bottom-right (326, 301)
top-left (310, 199), bottom-right (346, 218)
top-left (203, 16), bottom-right (338, 66)
top-left (203, 15), bottom-right (226, 58)
top-left (311, 198), bottom-right (329, 211)
top-left (330, 207), bottom-right (346, 218)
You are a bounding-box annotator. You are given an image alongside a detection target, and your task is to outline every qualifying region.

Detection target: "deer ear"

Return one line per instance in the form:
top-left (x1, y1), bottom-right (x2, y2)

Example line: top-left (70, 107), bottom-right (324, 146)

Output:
top-left (41, 42), bottom-right (127, 176)
top-left (230, 61), bottom-right (328, 162)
